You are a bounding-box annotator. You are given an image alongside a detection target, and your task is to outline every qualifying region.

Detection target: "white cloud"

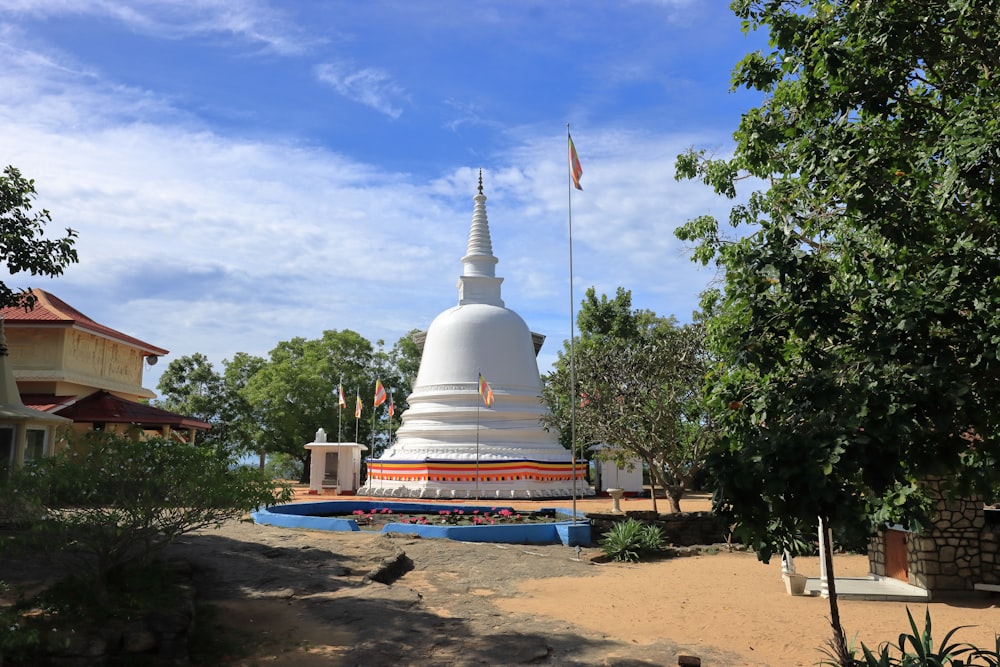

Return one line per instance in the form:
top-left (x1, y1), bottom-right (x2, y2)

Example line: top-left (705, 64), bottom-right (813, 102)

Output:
top-left (0, 0), bottom-right (314, 54)
top-left (315, 61), bottom-right (408, 119)
top-left (0, 13), bottom-right (750, 395)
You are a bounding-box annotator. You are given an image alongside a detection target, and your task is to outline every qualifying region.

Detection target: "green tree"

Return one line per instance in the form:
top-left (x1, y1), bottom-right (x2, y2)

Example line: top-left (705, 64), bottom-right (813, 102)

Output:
top-left (155, 352), bottom-right (266, 459)
top-left (389, 329), bottom-right (423, 397)
top-left (244, 330), bottom-right (382, 481)
top-left (544, 287), bottom-right (712, 512)
top-left (221, 352), bottom-right (268, 464)
top-left (156, 353), bottom-right (226, 449)
top-left (675, 0), bottom-right (1000, 661)
top-left (0, 165), bottom-right (78, 309)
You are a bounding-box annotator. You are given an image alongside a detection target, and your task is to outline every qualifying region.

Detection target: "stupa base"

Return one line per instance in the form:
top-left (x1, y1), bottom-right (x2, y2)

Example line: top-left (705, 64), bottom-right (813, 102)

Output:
top-left (360, 457), bottom-right (592, 500)
top-left (357, 484), bottom-right (595, 499)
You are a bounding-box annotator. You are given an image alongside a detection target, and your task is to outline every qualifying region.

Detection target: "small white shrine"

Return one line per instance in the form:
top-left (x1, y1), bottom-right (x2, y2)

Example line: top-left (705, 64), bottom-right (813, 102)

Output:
top-left (304, 428), bottom-right (367, 495)
top-left (589, 444), bottom-right (645, 495)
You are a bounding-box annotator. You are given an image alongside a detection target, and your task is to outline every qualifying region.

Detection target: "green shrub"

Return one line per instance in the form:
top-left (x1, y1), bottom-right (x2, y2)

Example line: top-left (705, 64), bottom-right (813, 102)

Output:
top-left (638, 523), bottom-right (665, 553)
top-left (0, 429), bottom-right (292, 596)
top-left (820, 607), bottom-right (1000, 666)
top-left (600, 518), bottom-right (665, 563)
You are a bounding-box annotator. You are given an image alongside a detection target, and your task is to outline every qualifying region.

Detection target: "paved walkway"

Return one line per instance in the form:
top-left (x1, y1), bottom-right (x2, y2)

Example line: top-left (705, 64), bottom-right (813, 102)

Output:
top-left (805, 575), bottom-right (930, 602)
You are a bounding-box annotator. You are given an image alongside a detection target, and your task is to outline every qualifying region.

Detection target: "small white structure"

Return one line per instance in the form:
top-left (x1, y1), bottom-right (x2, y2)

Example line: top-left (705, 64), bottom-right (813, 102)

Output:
top-left (589, 444), bottom-right (645, 495)
top-left (304, 428), bottom-right (367, 495)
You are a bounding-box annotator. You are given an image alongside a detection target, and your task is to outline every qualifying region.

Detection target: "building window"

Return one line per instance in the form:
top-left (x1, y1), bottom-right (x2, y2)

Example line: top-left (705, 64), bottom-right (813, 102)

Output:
top-left (25, 428), bottom-right (46, 462)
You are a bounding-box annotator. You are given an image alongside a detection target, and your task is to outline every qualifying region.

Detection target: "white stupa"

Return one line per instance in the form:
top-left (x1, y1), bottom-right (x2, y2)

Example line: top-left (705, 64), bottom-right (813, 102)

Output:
top-left (359, 174), bottom-right (587, 499)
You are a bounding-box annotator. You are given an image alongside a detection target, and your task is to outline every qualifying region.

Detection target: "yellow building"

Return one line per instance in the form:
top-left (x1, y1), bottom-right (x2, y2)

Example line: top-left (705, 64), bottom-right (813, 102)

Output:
top-left (0, 289), bottom-right (209, 476)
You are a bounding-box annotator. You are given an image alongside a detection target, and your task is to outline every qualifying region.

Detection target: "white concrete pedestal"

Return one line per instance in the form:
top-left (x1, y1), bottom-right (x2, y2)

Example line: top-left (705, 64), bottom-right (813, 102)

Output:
top-left (608, 488), bottom-right (625, 514)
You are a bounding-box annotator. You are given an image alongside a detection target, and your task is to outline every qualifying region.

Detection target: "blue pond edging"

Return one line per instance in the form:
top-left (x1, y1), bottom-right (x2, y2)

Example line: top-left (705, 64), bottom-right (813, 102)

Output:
top-left (252, 500), bottom-right (591, 546)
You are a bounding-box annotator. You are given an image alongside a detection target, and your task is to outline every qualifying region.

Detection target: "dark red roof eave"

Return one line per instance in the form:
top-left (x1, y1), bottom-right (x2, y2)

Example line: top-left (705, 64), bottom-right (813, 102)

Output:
top-left (47, 391), bottom-right (211, 431)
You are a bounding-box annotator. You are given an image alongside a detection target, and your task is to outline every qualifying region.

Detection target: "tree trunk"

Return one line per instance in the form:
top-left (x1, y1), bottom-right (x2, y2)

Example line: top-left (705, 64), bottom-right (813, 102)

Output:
top-left (299, 453), bottom-right (311, 484)
top-left (667, 486), bottom-right (683, 513)
top-left (819, 515), bottom-right (850, 666)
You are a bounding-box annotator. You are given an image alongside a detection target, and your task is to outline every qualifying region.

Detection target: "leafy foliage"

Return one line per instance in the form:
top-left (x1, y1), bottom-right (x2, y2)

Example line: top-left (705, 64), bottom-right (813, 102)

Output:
top-left (676, 0), bottom-right (1000, 562)
top-left (0, 429), bottom-right (292, 595)
top-left (544, 286), bottom-right (713, 512)
top-left (0, 165), bottom-right (78, 310)
top-left (677, 2), bottom-right (1000, 660)
top-left (599, 518), bottom-right (666, 563)
top-left (157, 329), bottom-right (422, 480)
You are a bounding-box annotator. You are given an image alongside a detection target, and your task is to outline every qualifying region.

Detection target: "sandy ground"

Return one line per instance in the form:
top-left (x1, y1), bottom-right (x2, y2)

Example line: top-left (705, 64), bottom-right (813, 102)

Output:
top-left (172, 490), bottom-right (1000, 666)
top-left (6, 491), bottom-right (1000, 666)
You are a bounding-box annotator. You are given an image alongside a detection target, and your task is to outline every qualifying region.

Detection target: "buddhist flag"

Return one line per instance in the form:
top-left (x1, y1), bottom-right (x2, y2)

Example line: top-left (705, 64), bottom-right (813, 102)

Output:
top-left (338, 384), bottom-right (347, 409)
top-left (355, 390), bottom-right (363, 418)
top-left (373, 379), bottom-right (387, 407)
top-left (478, 373), bottom-right (494, 407)
top-left (568, 133), bottom-right (583, 191)
top-left (388, 395), bottom-right (395, 418)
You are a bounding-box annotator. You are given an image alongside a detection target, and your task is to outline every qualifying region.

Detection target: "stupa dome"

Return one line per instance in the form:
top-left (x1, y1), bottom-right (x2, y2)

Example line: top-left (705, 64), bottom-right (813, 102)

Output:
top-left (415, 304), bottom-right (539, 390)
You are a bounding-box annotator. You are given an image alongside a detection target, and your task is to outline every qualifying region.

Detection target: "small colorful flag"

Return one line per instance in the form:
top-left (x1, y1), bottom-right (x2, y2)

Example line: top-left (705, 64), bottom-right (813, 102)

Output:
top-left (355, 390), bottom-right (363, 419)
top-left (478, 373), bottom-right (494, 407)
top-left (374, 379), bottom-right (387, 407)
top-left (388, 394), bottom-right (395, 418)
top-left (568, 133), bottom-right (583, 191)
top-left (338, 384), bottom-right (346, 409)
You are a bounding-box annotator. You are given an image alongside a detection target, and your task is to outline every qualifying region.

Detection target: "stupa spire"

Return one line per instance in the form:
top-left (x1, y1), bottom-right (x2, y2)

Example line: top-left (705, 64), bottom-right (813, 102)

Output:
top-left (458, 171), bottom-right (504, 306)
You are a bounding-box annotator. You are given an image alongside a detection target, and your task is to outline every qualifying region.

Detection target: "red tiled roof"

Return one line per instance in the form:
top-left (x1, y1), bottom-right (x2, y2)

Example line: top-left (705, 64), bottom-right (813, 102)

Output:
top-left (50, 391), bottom-right (211, 431)
top-left (1, 289), bottom-right (168, 356)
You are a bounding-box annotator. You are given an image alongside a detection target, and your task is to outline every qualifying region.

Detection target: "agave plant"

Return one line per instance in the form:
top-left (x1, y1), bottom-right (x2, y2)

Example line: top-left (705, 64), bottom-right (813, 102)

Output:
top-left (819, 607), bottom-right (1000, 667)
top-left (600, 519), bottom-right (666, 563)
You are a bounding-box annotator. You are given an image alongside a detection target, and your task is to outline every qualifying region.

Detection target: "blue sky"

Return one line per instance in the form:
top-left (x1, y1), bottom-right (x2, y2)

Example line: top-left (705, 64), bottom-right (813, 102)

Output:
top-left (0, 0), bottom-right (769, 393)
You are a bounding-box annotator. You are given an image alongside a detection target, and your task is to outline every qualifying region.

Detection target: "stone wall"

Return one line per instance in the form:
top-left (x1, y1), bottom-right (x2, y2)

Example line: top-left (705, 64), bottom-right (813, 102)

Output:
top-left (868, 482), bottom-right (999, 593)
top-left (587, 510), bottom-right (730, 547)
top-left (867, 533), bottom-right (887, 578)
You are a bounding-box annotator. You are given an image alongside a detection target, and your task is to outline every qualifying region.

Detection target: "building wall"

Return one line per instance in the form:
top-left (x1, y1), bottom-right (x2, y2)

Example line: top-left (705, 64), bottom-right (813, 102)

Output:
top-left (6, 327), bottom-right (147, 400)
top-left (64, 329), bottom-right (144, 389)
top-left (5, 328), bottom-right (64, 371)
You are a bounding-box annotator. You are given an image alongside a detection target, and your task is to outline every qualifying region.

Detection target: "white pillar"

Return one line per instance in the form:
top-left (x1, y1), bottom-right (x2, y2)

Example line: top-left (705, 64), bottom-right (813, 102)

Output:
top-left (818, 520), bottom-right (833, 598)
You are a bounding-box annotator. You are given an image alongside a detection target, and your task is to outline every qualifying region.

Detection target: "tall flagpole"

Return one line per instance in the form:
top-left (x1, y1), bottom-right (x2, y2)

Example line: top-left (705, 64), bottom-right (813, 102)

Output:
top-left (475, 375), bottom-right (481, 501)
top-left (371, 387), bottom-right (377, 451)
top-left (354, 388), bottom-right (360, 443)
top-left (567, 123), bottom-right (580, 523)
top-left (337, 379), bottom-right (343, 444)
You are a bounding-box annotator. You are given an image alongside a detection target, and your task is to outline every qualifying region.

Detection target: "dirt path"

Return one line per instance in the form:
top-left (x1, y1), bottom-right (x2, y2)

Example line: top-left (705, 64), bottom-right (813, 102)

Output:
top-left (170, 520), bottom-right (729, 666)
top-left (168, 515), bottom-right (1000, 667)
